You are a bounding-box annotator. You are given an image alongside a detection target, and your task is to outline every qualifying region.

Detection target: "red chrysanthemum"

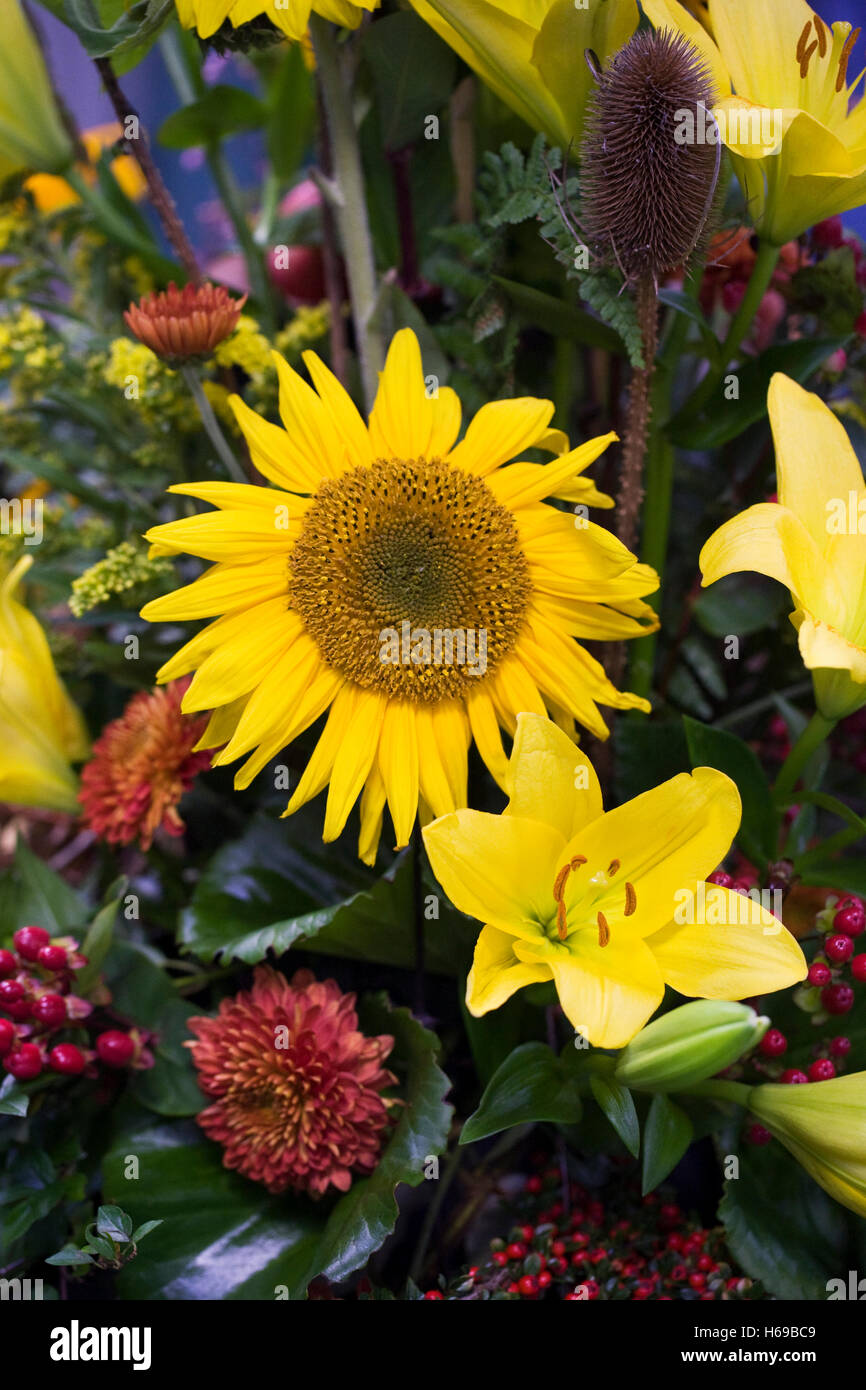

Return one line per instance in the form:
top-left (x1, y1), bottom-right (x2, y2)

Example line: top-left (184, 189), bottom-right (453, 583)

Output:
top-left (124, 280), bottom-right (246, 362)
top-left (186, 967), bottom-right (398, 1197)
top-left (79, 677), bottom-right (211, 850)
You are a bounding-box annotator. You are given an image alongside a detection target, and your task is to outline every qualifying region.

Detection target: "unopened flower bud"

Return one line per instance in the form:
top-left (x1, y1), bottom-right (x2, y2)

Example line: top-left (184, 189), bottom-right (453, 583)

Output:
top-left (613, 1000), bottom-right (768, 1092)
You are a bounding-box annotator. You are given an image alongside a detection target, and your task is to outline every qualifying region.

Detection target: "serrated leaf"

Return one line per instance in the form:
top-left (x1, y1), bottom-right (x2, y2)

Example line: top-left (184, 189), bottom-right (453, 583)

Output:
top-left (589, 1074), bottom-right (640, 1157)
top-left (641, 1094), bottom-right (693, 1194)
top-left (461, 1043), bottom-right (582, 1145)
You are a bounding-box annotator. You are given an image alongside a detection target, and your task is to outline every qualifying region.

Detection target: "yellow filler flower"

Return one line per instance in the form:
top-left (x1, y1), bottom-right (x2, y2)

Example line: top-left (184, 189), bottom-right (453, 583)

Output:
top-left (142, 329), bottom-right (658, 861)
top-left (423, 713), bottom-right (806, 1048)
top-left (175, 0), bottom-right (379, 42)
top-left (701, 373), bottom-right (866, 721)
top-left (0, 0), bottom-right (74, 185)
top-left (409, 0), bottom-right (640, 148)
top-left (0, 556), bottom-right (89, 815)
top-left (25, 124), bottom-right (147, 214)
top-left (643, 0), bottom-right (866, 243)
top-left (749, 1072), bottom-right (866, 1218)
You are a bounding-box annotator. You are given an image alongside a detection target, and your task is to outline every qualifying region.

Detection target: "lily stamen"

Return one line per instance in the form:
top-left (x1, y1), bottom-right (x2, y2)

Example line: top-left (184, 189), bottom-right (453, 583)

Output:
top-left (796, 20), bottom-right (812, 64)
top-left (800, 38), bottom-right (818, 78)
top-left (607, 858), bottom-right (621, 876)
top-left (624, 882), bottom-right (637, 916)
top-left (553, 857), bottom-right (586, 940)
top-left (597, 911), bottom-right (610, 948)
top-left (837, 27), bottom-right (861, 93)
top-left (556, 900), bottom-right (568, 941)
top-left (813, 13), bottom-right (828, 57)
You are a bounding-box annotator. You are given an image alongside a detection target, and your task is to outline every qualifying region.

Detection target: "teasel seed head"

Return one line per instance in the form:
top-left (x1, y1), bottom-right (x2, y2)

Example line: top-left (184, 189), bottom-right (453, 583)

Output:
top-left (581, 29), bottom-right (720, 284)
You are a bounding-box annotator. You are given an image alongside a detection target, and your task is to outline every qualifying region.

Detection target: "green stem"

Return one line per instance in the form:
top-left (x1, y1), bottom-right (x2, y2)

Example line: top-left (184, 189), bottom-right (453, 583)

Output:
top-left (683, 239), bottom-right (781, 421)
top-left (773, 711), bottom-right (837, 804)
top-left (310, 15), bottom-right (384, 412)
top-left (180, 366), bottom-right (247, 484)
top-left (796, 823), bottom-right (865, 872)
top-left (206, 144), bottom-right (275, 335)
top-left (685, 1078), bottom-right (753, 1107)
top-left (408, 1145), bottom-right (463, 1285)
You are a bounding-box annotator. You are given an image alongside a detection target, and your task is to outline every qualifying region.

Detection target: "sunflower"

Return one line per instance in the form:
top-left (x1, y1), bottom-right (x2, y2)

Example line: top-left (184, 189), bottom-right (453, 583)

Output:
top-left (174, 0), bottom-right (378, 43)
top-left (141, 329), bottom-right (658, 861)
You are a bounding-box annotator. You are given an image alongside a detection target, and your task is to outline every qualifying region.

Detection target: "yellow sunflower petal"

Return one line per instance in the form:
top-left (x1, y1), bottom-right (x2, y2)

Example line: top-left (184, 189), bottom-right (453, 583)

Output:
top-left (182, 604), bottom-right (298, 711)
top-left (302, 349), bottom-right (374, 469)
top-left (322, 688), bottom-right (388, 841)
top-left (485, 433), bottom-right (617, 509)
top-left (367, 328), bottom-right (433, 458)
top-left (144, 509), bottom-right (300, 562)
top-left (378, 700), bottom-right (420, 848)
top-left (447, 396), bottom-right (555, 476)
top-left (273, 351), bottom-right (353, 479)
top-left (141, 559), bottom-right (287, 623)
top-left (358, 763), bottom-right (387, 866)
top-left (229, 393), bottom-right (324, 494)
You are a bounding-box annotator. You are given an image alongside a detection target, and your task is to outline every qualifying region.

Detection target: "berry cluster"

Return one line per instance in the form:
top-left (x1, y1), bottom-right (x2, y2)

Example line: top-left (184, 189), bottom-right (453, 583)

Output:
top-left (805, 893), bottom-right (865, 1020)
top-left (422, 1171), bottom-right (762, 1301)
top-left (0, 925), bottom-right (150, 1083)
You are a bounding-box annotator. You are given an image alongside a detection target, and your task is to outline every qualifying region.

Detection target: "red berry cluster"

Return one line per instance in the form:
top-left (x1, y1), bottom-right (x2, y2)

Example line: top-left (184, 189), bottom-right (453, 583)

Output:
top-left (422, 1170), bottom-right (762, 1301)
top-left (0, 925), bottom-right (149, 1083)
top-left (809, 894), bottom-right (864, 1018)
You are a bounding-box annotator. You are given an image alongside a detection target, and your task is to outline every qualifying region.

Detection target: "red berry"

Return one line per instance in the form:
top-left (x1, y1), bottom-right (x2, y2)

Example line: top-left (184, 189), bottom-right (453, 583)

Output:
top-left (549, 1258), bottom-right (567, 1275)
top-left (423, 1290), bottom-right (444, 1300)
top-left (12, 926), bottom-right (50, 962)
top-left (759, 1028), bottom-right (787, 1057)
top-left (0, 1019), bottom-right (15, 1056)
top-left (518, 1224), bottom-right (534, 1242)
top-left (814, 216), bottom-right (844, 249)
top-left (492, 1251), bottom-right (508, 1268)
top-left (851, 955), bottom-right (866, 982)
top-left (707, 871), bottom-right (733, 887)
top-left (822, 983), bottom-right (855, 1014)
top-left (48, 1043), bottom-right (86, 1076)
top-left (0, 949), bottom-right (17, 979)
top-left (505, 1242), bottom-right (527, 1261)
top-left (660, 1203), bottom-right (680, 1224)
top-left (30, 993), bottom-right (67, 1029)
top-left (834, 897), bottom-right (865, 936)
top-left (37, 944), bottom-right (68, 972)
top-left (825, 934), bottom-right (854, 963)
top-left (95, 1030), bottom-right (135, 1067)
top-left (808, 962), bottom-right (831, 986)
top-left (3, 999), bottom-right (31, 1021)
top-left (829, 1036), bottom-right (851, 1058)
top-left (745, 1123), bottom-right (772, 1145)
top-left (697, 1254), bottom-right (716, 1273)
top-left (634, 1279), bottom-right (654, 1299)
top-left (581, 1279), bottom-right (600, 1300)
top-left (780, 1068), bottom-right (809, 1084)
top-left (0, 979), bottom-right (24, 1005)
top-left (524, 1176), bottom-right (542, 1194)
top-left (537, 1271), bottom-right (552, 1290)
top-left (3, 1043), bottom-right (42, 1080)
top-left (518, 1275), bottom-right (538, 1297)
top-left (688, 1273), bottom-right (707, 1290)
top-left (551, 1240), bottom-right (566, 1258)
top-left (808, 1058), bottom-right (836, 1081)
top-left (507, 1281), bottom-right (520, 1294)
top-left (666, 1233), bottom-right (684, 1251)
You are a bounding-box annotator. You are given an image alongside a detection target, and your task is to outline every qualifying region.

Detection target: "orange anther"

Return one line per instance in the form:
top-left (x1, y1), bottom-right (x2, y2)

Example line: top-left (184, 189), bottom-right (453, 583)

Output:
top-left (837, 27), bottom-right (861, 92)
top-left (800, 38), bottom-right (818, 77)
top-left (557, 900), bottom-right (568, 941)
top-left (607, 858), bottom-right (620, 876)
top-left (812, 13), bottom-right (828, 56)
top-left (796, 19), bottom-right (812, 63)
top-left (624, 882), bottom-right (637, 916)
top-left (597, 911), bottom-right (610, 948)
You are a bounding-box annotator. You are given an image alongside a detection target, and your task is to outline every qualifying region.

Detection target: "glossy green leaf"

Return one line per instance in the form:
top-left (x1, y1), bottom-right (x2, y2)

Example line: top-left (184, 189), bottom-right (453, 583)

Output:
top-left (363, 12), bottom-right (457, 151)
top-left (45, 1246), bottom-right (94, 1267)
top-left (462, 1043), bottom-right (582, 1145)
top-left (641, 1094), bottom-right (693, 1194)
top-left (683, 715), bottom-right (778, 863)
top-left (589, 1074), bottom-right (640, 1157)
top-left (102, 942), bottom-right (201, 1117)
top-left (159, 86), bottom-right (268, 150)
top-left (0, 839), bottom-right (85, 936)
top-left (0, 1075), bottom-right (29, 1117)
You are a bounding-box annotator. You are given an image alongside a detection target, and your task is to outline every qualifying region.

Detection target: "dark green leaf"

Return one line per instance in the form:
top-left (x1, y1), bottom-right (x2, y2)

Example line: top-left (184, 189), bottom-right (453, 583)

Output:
top-left (132, 1219), bottom-right (163, 1242)
top-left (159, 86), bottom-right (268, 150)
top-left (693, 574), bottom-right (787, 638)
top-left (657, 288), bottom-right (720, 366)
top-left (103, 942), bottom-right (202, 1117)
top-left (45, 1247), bottom-right (94, 1267)
top-left (266, 45), bottom-right (315, 180)
top-left (0, 1075), bottom-right (29, 1118)
top-left (461, 1042), bottom-right (582, 1145)
top-left (641, 1094), bottom-right (693, 1194)
top-left (492, 277), bottom-right (624, 354)
top-left (589, 1074), bottom-right (640, 1157)
top-left (0, 839), bottom-right (85, 936)
top-left (96, 1204), bottom-right (134, 1241)
top-left (59, 0), bottom-right (173, 60)
top-left (683, 715), bottom-right (778, 862)
top-left (76, 892), bottom-right (121, 993)
top-left (363, 12), bottom-right (457, 151)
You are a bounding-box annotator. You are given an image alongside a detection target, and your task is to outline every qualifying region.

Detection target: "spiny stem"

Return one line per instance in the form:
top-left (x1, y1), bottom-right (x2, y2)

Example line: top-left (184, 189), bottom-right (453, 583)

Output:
top-left (310, 15), bottom-right (384, 412)
top-left (617, 271), bottom-right (658, 555)
top-left (180, 366), bottom-right (247, 485)
top-left (94, 58), bottom-right (200, 283)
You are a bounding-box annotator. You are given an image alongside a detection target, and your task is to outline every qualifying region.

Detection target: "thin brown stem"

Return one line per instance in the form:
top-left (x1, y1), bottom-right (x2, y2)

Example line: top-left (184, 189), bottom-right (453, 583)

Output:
top-left (94, 57), bottom-right (201, 283)
top-left (616, 271), bottom-right (658, 555)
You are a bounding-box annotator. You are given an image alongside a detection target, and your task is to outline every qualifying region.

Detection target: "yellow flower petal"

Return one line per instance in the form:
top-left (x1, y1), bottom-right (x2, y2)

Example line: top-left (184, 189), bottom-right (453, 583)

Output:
top-left (466, 923), bottom-right (553, 1016)
top-left (544, 935), bottom-right (664, 1049)
top-left (368, 328), bottom-right (433, 459)
top-left (447, 396), bottom-right (555, 476)
top-left (647, 886), bottom-right (807, 996)
top-left (504, 710), bottom-right (602, 839)
top-left (378, 700), bottom-right (420, 849)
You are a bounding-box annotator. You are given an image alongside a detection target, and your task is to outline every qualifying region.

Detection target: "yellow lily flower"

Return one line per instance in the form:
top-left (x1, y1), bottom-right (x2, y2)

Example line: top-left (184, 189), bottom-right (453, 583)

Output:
top-left (643, 0), bottom-right (866, 243)
top-left (749, 1072), bottom-right (866, 1218)
top-left (408, 0), bottom-right (640, 147)
top-left (0, 556), bottom-right (89, 815)
top-left (423, 712), bottom-right (805, 1049)
top-left (701, 373), bottom-right (866, 721)
top-left (0, 0), bottom-right (74, 185)
top-left (174, 0), bottom-right (378, 42)
top-left (25, 124), bottom-right (147, 214)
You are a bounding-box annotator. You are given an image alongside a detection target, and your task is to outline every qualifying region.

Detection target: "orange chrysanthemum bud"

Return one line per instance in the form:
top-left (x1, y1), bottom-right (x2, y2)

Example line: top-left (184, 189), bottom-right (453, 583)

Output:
top-left (187, 967), bottom-right (398, 1197)
top-left (123, 280), bottom-right (246, 363)
top-left (78, 678), bottom-right (211, 850)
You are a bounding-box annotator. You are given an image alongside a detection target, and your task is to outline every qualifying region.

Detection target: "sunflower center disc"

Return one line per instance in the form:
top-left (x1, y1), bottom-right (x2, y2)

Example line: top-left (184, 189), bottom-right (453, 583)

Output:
top-left (289, 456), bottom-right (532, 702)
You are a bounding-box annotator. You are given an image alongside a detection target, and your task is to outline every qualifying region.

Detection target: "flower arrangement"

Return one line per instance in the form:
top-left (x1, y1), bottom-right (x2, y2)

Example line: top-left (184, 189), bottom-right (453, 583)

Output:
top-left (2, 0), bottom-right (866, 1326)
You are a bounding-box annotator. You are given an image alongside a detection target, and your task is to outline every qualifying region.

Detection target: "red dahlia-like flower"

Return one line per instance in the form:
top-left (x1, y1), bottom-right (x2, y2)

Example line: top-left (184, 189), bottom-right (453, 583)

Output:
top-left (124, 280), bottom-right (246, 362)
top-left (79, 678), bottom-right (211, 850)
top-left (186, 967), bottom-right (398, 1197)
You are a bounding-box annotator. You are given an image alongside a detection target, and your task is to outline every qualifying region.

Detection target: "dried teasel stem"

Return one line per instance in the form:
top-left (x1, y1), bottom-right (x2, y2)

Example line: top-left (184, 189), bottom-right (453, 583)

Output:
top-left (617, 272), bottom-right (659, 553)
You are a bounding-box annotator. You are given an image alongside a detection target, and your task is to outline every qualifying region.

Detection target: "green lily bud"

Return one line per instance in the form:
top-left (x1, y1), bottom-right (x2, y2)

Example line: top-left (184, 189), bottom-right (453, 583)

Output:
top-left (613, 1000), bottom-right (768, 1092)
top-left (749, 1073), bottom-right (866, 1218)
top-left (0, 1), bottom-right (74, 185)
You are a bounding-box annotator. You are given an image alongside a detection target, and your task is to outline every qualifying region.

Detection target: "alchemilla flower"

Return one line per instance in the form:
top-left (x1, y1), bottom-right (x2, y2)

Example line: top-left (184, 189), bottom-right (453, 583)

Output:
top-left (175, 0), bottom-right (379, 45)
top-left (700, 374), bottom-right (866, 720)
top-left (79, 679), bottom-right (211, 850)
top-left (124, 282), bottom-right (246, 365)
top-left (423, 713), bottom-right (806, 1048)
top-left (142, 328), bottom-right (658, 860)
top-left (187, 967), bottom-right (397, 1196)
